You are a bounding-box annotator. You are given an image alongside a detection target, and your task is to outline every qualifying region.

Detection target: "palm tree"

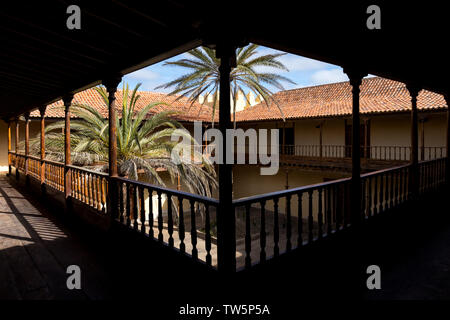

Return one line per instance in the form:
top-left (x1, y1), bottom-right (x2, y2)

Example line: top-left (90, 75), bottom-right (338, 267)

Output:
top-left (30, 83), bottom-right (218, 198)
top-left (155, 44), bottom-right (295, 126)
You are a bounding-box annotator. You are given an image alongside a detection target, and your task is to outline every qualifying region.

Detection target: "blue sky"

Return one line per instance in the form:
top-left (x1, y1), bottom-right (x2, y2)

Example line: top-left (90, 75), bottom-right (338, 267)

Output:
top-left (122, 45), bottom-right (353, 94)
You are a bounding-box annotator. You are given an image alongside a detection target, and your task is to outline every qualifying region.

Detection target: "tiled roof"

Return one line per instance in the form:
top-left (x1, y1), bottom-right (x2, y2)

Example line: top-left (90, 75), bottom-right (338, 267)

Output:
top-left (30, 87), bottom-right (217, 122)
top-left (234, 77), bottom-right (448, 122)
top-left (29, 77), bottom-right (448, 123)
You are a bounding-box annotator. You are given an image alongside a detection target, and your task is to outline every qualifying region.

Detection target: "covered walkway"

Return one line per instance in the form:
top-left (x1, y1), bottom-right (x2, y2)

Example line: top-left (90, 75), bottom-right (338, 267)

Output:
top-left (3, 173), bottom-right (450, 300)
top-left (0, 175), bottom-right (112, 299)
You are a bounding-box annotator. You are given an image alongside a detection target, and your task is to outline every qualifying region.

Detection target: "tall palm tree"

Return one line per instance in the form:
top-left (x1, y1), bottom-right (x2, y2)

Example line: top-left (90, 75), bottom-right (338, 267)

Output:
top-left (30, 83), bottom-right (218, 198)
top-left (156, 44), bottom-right (295, 126)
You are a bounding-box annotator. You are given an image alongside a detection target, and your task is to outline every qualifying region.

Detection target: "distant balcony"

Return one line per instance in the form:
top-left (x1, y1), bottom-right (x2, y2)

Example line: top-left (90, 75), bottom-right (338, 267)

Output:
top-left (7, 151), bottom-right (449, 272)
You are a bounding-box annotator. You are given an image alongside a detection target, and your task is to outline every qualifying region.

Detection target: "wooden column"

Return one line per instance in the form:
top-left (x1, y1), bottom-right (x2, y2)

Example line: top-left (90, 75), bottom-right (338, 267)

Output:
top-left (24, 112), bottom-right (30, 178)
top-left (319, 122), bottom-right (323, 158)
top-left (345, 68), bottom-right (366, 225)
top-left (216, 43), bottom-right (236, 273)
top-left (39, 106), bottom-right (46, 188)
top-left (420, 119), bottom-right (425, 161)
top-left (104, 76), bottom-right (121, 220)
top-left (63, 94), bottom-right (73, 200)
top-left (364, 119), bottom-right (369, 159)
top-left (444, 94), bottom-right (450, 185)
top-left (7, 120), bottom-right (11, 175)
top-left (15, 118), bottom-right (19, 179)
top-left (407, 85), bottom-right (420, 198)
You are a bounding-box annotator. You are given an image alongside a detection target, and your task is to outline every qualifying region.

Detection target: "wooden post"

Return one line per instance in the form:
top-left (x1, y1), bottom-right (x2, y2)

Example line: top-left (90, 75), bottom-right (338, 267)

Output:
top-left (344, 68), bottom-right (366, 225)
top-left (319, 122), bottom-right (323, 158)
top-left (15, 118), bottom-right (19, 180)
top-left (63, 94), bottom-right (73, 200)
top-left (39, 106), bottom-right (46, 190)
top-left (7, 121), bottom-right (11, 175)
top-left (407, 85), bottom-right (420, 199)
top-left (216, 43), bottom-right (236, 273)
top-left (444, 94), bottom-right (450, 185)
top-left (104, 76), bottom-right (122, 221)
top-left (24, 112), bottom-right (30, 180)
top-left (420, 118), bottom-right (425, 161)
top-left (285, 169), bottom-right (289, 189)
top-left (364, 118), bottom-right (369, 159)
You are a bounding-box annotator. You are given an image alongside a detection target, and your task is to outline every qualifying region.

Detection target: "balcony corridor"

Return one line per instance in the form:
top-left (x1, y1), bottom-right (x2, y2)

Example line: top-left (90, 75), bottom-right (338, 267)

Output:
top-left (0, 175), bottom-right (112, 299)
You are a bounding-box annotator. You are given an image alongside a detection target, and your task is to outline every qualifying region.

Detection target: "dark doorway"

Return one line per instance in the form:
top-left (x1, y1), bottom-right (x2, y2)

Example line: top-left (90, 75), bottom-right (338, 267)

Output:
top-left (279, 127), bottom-right (295, 155)
top-left (344, 120), bottom-right (370, 158)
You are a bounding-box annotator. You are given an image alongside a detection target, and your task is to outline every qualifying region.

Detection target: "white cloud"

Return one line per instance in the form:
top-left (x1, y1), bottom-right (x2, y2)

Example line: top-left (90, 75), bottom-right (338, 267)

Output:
top-left (126, 69), bottom-right (160, 81)
top-left (310, 68), bottom-right (349, 85)
top-left (278, 55), bottom-right (329, 72)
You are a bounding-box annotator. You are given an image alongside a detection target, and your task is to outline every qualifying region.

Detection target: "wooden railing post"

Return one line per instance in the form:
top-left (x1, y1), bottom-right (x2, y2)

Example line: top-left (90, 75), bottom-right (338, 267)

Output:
top-left (104, 75), bottom-right (121, 221)
top-left (39, 106), bottom-right (46, 192)
top-left (7, 120), bottom-right (11, 175)
top-left (216, 42), bottom-right (236, 273)
top-left (15, 118), bottom-right (19, 180)
top-left (407, 84), bottom-right (420, 198)
top-left (344, 67), bottom-right (366, 226)
top-left (63, 94), bottom-right (74, 202)
top-left (24, 112), bottom-right (30, 182)
top-left (445, 93), bottom-right (450, 185)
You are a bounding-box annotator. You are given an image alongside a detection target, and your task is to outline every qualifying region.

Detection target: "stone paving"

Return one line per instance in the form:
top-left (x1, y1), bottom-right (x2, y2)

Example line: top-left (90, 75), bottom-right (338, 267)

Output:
top-left (0, 175), bottom-right (111, 300)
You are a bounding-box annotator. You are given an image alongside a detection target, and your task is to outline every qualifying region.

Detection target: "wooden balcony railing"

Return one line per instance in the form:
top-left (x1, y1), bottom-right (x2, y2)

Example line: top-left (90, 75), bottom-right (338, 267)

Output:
top-left (232, 157), bottom-right (447, 270)
top-left (7, 151), bottom-right (448, 272)
top-left (280, 145), bottom-right (447, 162)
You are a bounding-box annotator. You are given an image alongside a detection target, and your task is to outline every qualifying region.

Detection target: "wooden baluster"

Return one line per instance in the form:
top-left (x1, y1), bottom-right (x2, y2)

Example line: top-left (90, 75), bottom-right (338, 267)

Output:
top-left (260, 200), bottom-right (266, 263)
top-left (101, 175), bottom-right (106, 210)
top-left (308, 190), bottom-right (314, 243)
top-left (126, 184), bottom-right (131, 226)
top-left (177, 196), bottom-right (184, 252)
top-left (361, 179), bottom-right (366, 219)
top-left (139, 186), bottom-right (146, 233)
top-left (167, 194), bottom-right (174, 247)
top-left (379, 173), bottom-right (384, 212)
top-left (373, 174), bottom-right (378, 214)
top-left (89, 174), bottom-right (94, 206)
top-left (297, 193), bottom-right (303, 247)
top-left (133, 185), bottom-right (138, 230)
top-left (92, 175), bottom-right (97, 208)
top-left (273, 197), bottom-right (279, 257)
top-left (385, 173), bottom-right (390, 209)
top-left (326, 186), bottom-right (332, 234)
top-left (317, 188), bottom-right (323, 238)
top-left (205, 204), bottom-right (212, 266)
top-left (116, 181), bottom-right (122, 220)
top-left (334, 184), bottom-right (340, 230)
top-left (245, 204), bottom-right (252, 269)
top-left (286, 194), bottom-right (292, 251)
top-left (394, 171), bottom-right (399, 206)
top-left (157, 191), bottom-right (163, 241)
top-left (190, 200), bottom-right (198, 260)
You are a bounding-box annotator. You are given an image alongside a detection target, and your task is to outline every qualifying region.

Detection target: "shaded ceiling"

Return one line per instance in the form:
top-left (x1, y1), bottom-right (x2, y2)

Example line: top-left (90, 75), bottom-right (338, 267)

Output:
top-left (1, 1), bottom-right (448, 120)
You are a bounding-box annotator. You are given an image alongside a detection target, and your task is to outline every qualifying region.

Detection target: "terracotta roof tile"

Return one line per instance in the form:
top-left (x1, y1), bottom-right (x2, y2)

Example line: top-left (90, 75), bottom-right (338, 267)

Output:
top-left (30, 88), bottom-right (217, 122)
top-left (234, 77), bottom-right (447, 122)
top-left (29, 77), bottom-right (447, 123)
